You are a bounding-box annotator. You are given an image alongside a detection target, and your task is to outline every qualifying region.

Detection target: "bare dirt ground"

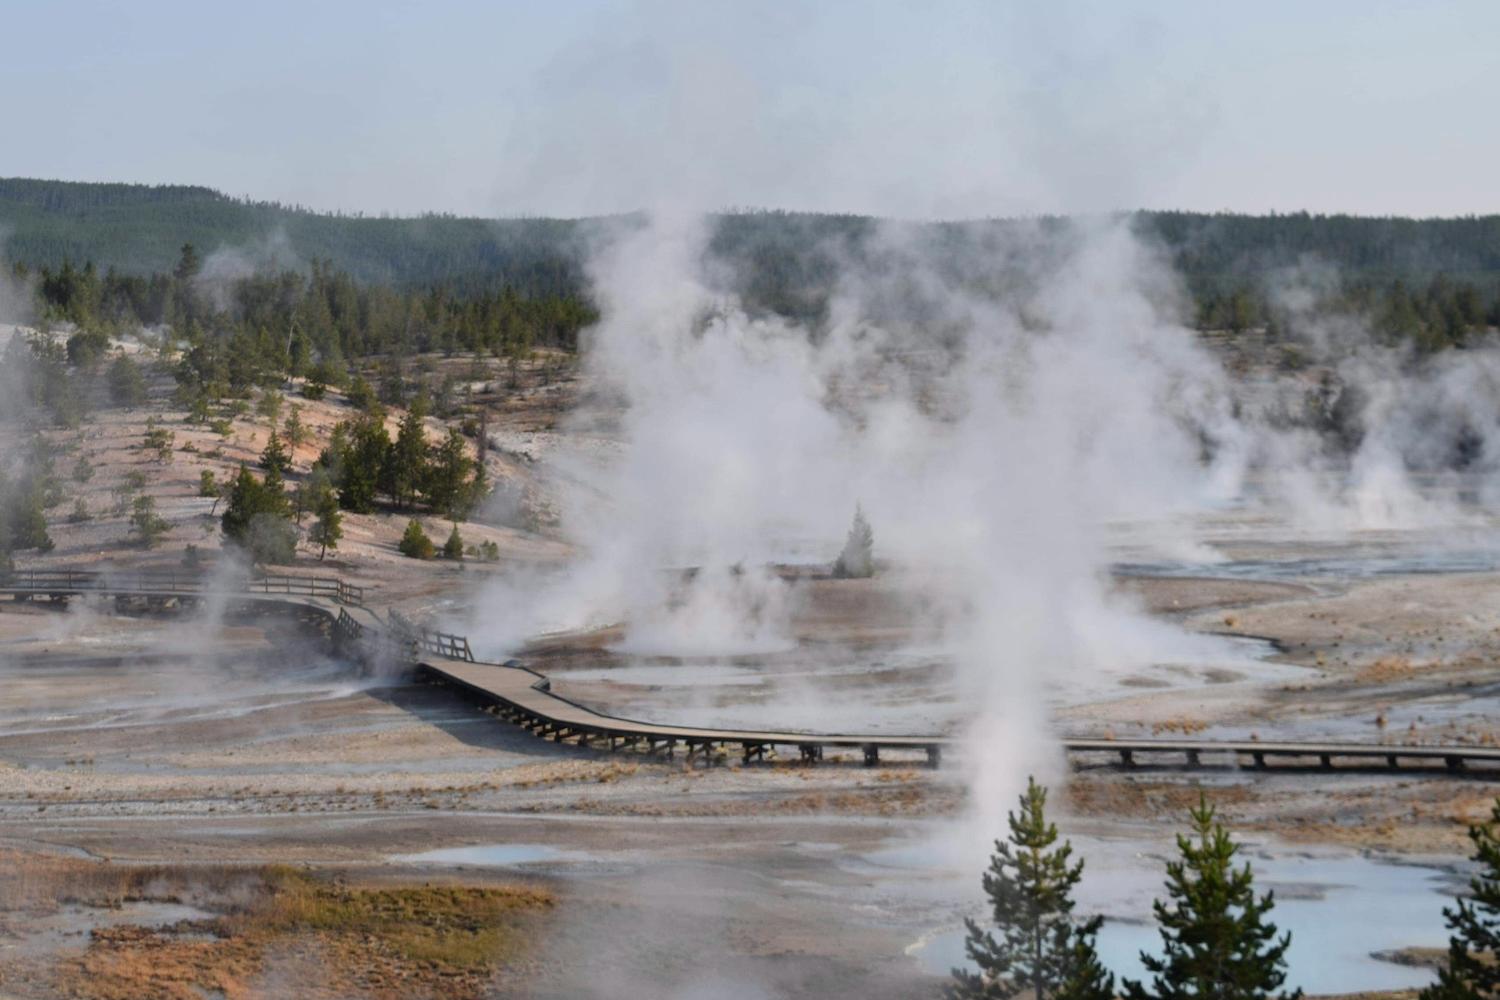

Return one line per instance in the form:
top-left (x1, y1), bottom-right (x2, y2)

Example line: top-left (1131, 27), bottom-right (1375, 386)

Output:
top-left (0, 336), bottom-right (1494, 996)
top-left (2, 342), bottom-right (577, 614)
top-left (0, 552), bottom-right (1494, 996)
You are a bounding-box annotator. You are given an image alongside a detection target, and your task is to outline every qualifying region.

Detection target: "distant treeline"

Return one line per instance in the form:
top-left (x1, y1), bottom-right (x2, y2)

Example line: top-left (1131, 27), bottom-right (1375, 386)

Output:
top-left (19, 243), bottom-right (597, 383)
top-left (0, 177), bottom-right (592, 293)
top-left (8, 177), bottom-right (1500, 353)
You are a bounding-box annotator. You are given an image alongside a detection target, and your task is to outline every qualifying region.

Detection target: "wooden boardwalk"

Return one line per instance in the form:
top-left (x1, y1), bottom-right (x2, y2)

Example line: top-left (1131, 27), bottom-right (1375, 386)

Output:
top-left (418, 656), bottom-right (1500, 773)
top-left (7, 567), bottom-right (1500, 774)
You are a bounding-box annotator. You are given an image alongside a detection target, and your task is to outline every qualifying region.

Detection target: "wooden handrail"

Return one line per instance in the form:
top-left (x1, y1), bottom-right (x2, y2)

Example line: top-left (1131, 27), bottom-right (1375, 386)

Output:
top-left (1, 567), bottom-right (363, 606)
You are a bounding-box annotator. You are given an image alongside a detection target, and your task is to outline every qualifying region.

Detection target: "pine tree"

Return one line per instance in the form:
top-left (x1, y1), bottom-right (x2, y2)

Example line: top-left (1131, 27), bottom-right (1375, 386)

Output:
top-left (832, 503), bottom-right (875, 578)
top-left (384, 398), bottom-right (429, 509)
top-left (948, 778), bottom-right (1114, 1000)
top-left (1124, 797), bottom-right (1300, 1000)
top-left (337, 417), bottom-right (390, 513)
top-left (293, 464), bottom-right (334, 526)
top-left (1423, 797), bottom-right (1500, 999)
top-left (3, 478), bottom-right (54, 553)
top-left (283, 403), bottom-right (308, 447)
top-left (443, 522), bottom-right (464, 560)
top-left (220, 465), bottom-right (296, 564)
top-left (172, 242), bottom-right (202, 283)
top-left (308, 487), bottom-right (343, 561)
top-left (424, 426), bottom-right (474, 520)
top-left (259, 431), bottom-right (291, 479)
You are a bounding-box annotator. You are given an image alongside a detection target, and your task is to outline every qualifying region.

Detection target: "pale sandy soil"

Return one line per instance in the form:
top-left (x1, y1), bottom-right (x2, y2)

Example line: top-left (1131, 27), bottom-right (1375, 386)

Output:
top-left (2, 340), bottom-right (577, 614)
top-left (0, 552), bottom-right (1494, 996)
top-left (0, 335), bottom-right (1494, 996)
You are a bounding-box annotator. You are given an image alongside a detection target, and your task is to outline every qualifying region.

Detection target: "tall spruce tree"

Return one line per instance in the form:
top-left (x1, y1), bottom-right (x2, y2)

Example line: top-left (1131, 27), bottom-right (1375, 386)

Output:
top-left (259, 431), bottom-right (291, 479)
top-left (1423, 797), bottom-right (1500, 999)
top-left (337, 417), bottom-right (391, 513)
top-left (1124, 797), bottom-right (1300, 1000)
top-left (384, 397), bottom-right (429, 509)
top-left (948, 777), bottom-right (1114, 1000)
top-left (424, 426), bottom-right (474, 520)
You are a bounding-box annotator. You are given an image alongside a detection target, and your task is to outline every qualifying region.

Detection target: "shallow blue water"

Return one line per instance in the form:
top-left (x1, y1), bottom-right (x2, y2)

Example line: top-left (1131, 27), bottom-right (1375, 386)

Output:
top-left (912, 850), bottom-right (1455, 995)
top-left (395, 843), bottom-right (590, 866)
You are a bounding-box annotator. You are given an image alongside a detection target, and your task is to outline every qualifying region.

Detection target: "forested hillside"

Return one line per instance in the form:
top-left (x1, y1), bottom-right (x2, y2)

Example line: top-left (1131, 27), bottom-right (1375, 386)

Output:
top-left (7, 176), bottom-right (1500, 353)
top-left (0, 178), bottom-right (591, 295)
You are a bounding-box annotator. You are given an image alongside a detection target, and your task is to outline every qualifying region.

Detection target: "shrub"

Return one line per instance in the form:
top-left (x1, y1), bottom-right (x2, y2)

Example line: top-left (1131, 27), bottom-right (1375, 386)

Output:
top-left (143, 424), bottom-right (174, 463)
top-left (67, 329), bottom-right (110, 368)
top-left (129, 495), bottom-right (169, 548)
top-left (244, 513), bottom-right (298, 564)
top-left (72, 454), bottom-right (95, 483)
top-left (398, 519), bottom-right (435, 560)
top-left (443, 523), bottom-right (464, 560)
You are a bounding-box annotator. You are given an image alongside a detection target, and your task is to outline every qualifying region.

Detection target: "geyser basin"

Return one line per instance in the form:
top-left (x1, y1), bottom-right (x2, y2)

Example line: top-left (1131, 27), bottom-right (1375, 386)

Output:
top-left (541, 633), bottom-right (1284, 735)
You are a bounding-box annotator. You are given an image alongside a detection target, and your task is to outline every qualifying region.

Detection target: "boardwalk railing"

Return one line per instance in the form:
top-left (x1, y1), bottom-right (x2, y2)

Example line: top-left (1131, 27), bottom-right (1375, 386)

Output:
top-left (249, 574), bottom-right (364, 605)
top-left (0, 568), bottom-right (363, 606)
top-left (388, 608), bottom-right (476, 662)
top-left (418, 653), bottom-right (1500, 773)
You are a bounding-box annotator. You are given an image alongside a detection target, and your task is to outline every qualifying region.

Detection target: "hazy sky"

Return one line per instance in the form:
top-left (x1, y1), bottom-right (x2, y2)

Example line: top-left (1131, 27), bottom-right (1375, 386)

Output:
top-left (4, 0), bottom-right (1496, 219)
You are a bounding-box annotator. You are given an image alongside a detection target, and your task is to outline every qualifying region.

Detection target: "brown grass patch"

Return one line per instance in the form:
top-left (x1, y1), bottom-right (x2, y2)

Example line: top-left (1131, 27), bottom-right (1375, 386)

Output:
top-left (253, 865), bottom-right (552, 971)
top-left (0, 852), bottom-right (555, 1000)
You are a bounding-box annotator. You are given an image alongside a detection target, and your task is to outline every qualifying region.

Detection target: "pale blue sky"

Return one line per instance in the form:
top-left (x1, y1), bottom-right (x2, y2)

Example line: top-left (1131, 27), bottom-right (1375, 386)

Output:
top-left (4, 1), bottom-right (1496, 218)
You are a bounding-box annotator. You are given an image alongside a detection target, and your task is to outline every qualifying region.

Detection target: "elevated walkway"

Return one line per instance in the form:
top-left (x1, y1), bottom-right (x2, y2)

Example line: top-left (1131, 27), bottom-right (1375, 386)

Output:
top-left (6, 567), bottom-right (1496, 773)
